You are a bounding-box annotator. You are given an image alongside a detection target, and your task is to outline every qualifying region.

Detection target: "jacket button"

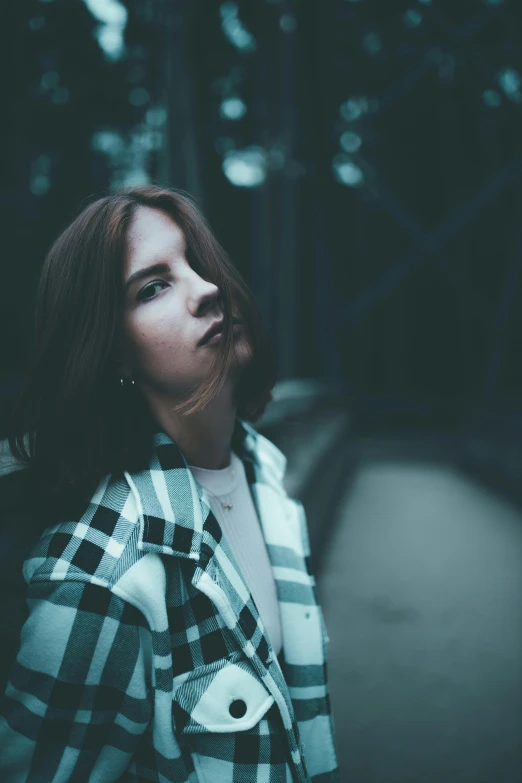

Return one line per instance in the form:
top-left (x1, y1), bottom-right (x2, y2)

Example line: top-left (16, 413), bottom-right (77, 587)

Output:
top-left (229, 699), bottom-right (247, 719)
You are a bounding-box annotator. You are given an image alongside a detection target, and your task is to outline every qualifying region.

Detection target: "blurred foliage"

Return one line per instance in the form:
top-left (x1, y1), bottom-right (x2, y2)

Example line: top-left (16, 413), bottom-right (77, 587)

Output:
top-left (3, 0), bottom-right (522, 435)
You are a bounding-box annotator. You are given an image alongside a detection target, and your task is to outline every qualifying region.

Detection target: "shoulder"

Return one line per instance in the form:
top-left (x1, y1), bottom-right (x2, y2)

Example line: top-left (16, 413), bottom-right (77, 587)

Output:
top-left (241, 420), bottom-right (288, 497)
top-left (23, 470), bottom-right (143, 589)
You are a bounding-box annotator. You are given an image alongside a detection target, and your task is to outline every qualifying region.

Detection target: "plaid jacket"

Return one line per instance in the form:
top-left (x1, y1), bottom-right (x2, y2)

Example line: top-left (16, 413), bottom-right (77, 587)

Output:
top-left (0, 418), bottom-right (339, 782)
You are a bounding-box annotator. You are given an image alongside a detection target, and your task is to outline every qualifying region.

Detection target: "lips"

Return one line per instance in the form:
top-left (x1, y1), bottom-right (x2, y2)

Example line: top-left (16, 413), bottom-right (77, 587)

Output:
top-left (199, 319), bottom-right (224, 346)
top-left (198, 317), bottom-right (243, 346)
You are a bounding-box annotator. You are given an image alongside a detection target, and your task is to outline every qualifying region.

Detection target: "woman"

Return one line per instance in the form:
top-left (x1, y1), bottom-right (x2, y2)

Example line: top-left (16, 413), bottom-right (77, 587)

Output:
top-left (0, 185), bottom-right (339, 782)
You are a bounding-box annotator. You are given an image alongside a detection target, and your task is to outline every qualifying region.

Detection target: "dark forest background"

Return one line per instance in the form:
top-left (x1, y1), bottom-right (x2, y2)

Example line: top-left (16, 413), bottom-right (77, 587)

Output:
top-left (3, 0), bottom-right (522, 440)
top-left (3, 5), bottom-right (522, 780)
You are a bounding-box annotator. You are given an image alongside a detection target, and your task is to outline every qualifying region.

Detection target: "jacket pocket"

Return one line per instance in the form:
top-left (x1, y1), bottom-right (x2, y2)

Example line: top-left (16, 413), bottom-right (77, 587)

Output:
top-left (172, 653), bottom-right (274, 734)
top-left (172, 654), bottom-right (289, 781)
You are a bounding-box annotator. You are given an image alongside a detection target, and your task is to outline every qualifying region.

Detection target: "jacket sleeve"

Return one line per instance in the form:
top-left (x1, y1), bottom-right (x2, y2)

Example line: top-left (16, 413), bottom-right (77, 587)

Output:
top-left (0, 579), bottom-right (153, 781)
top-left (295, 499), bottom-right (340, 782)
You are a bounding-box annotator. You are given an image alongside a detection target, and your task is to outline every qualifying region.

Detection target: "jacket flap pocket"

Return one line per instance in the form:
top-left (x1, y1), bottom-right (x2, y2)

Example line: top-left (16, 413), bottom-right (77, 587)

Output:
top-left (173, 658), bottom-right (275, 734)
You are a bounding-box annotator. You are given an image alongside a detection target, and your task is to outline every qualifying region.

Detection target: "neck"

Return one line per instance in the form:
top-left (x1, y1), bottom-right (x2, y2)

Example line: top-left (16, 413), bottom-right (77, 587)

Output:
top-left (144, 378), bottom-right (238, 470)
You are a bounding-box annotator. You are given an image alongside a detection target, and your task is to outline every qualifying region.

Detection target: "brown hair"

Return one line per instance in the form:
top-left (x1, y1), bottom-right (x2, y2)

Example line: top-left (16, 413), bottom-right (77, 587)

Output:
top-left (8, 185), bottom-right (277, 504)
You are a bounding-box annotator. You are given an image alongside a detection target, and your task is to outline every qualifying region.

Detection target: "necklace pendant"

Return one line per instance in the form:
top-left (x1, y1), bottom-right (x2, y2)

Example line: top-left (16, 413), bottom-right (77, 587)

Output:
top-left (221, 502), bottom-right (233, 509)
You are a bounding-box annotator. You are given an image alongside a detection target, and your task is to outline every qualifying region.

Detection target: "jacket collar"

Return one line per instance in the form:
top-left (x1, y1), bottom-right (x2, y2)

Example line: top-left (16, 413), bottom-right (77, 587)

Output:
top-left (123, 417), bottom-right (287, 566)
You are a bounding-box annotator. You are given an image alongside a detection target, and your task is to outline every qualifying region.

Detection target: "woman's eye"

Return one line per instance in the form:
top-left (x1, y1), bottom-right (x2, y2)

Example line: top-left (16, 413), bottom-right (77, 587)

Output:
top-left (137, 280), bottom-right (168, 302)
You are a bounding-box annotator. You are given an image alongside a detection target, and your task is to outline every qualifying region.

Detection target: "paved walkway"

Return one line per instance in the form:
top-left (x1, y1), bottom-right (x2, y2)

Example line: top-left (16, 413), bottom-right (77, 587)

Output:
top-left (320, 459), bottom-right (522, 783)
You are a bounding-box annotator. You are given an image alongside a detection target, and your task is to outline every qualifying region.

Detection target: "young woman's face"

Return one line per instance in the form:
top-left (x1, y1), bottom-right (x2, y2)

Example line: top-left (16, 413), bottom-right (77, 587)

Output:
top-left (119, 205), bottom-right (251, 397)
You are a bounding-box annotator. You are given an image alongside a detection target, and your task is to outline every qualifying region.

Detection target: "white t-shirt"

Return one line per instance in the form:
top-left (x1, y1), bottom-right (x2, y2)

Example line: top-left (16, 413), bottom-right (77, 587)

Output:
top-left (188, 451), bottom-right (283, 656)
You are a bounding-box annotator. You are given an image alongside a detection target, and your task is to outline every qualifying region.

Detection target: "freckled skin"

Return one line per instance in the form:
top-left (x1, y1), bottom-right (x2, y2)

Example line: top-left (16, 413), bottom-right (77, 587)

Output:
top-left (118, 206), bottom-right (251, 399)
top-left (116, 206), bottom-right (252, 469)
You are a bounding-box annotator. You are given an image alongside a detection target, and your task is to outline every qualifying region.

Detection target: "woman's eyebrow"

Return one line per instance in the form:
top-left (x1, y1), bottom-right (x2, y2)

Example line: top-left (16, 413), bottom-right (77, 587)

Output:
top-left (124, 262), bottom-right (171, 292)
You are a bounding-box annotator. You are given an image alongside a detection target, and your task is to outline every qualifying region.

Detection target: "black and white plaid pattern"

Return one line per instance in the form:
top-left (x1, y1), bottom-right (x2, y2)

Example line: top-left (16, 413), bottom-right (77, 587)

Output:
top-left (0, 418), bottom-right (339, 782)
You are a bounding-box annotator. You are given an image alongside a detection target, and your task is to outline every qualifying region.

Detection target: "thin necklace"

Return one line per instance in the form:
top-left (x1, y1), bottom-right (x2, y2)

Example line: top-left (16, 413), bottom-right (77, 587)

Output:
top-left (194, 459), bottom-right (236, 509)
top-left (206, 489), bottom-right (234, 510)
top-left (203, 470), bottom-right (236, 510)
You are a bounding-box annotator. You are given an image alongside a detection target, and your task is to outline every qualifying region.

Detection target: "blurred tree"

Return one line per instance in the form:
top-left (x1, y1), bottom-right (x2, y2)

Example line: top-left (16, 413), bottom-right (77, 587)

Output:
top-left (0, 0), bottom-right (159, 433)
top-left (3, 0), bottom-right (522, 437)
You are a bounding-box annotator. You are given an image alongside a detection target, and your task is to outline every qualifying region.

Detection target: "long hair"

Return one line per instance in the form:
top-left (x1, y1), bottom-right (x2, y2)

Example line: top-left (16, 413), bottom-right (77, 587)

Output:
top-left (8, 185), bottom-right (277, 504)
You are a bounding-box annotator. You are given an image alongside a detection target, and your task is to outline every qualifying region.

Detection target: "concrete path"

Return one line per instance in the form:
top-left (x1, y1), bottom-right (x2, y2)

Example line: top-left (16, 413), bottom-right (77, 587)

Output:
top-left (320, 459), bottom-right (522, 783)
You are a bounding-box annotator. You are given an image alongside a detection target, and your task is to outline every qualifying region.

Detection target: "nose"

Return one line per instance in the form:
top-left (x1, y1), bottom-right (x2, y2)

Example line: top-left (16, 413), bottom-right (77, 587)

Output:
top-left (191, 273), bottom-right (222, 317)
